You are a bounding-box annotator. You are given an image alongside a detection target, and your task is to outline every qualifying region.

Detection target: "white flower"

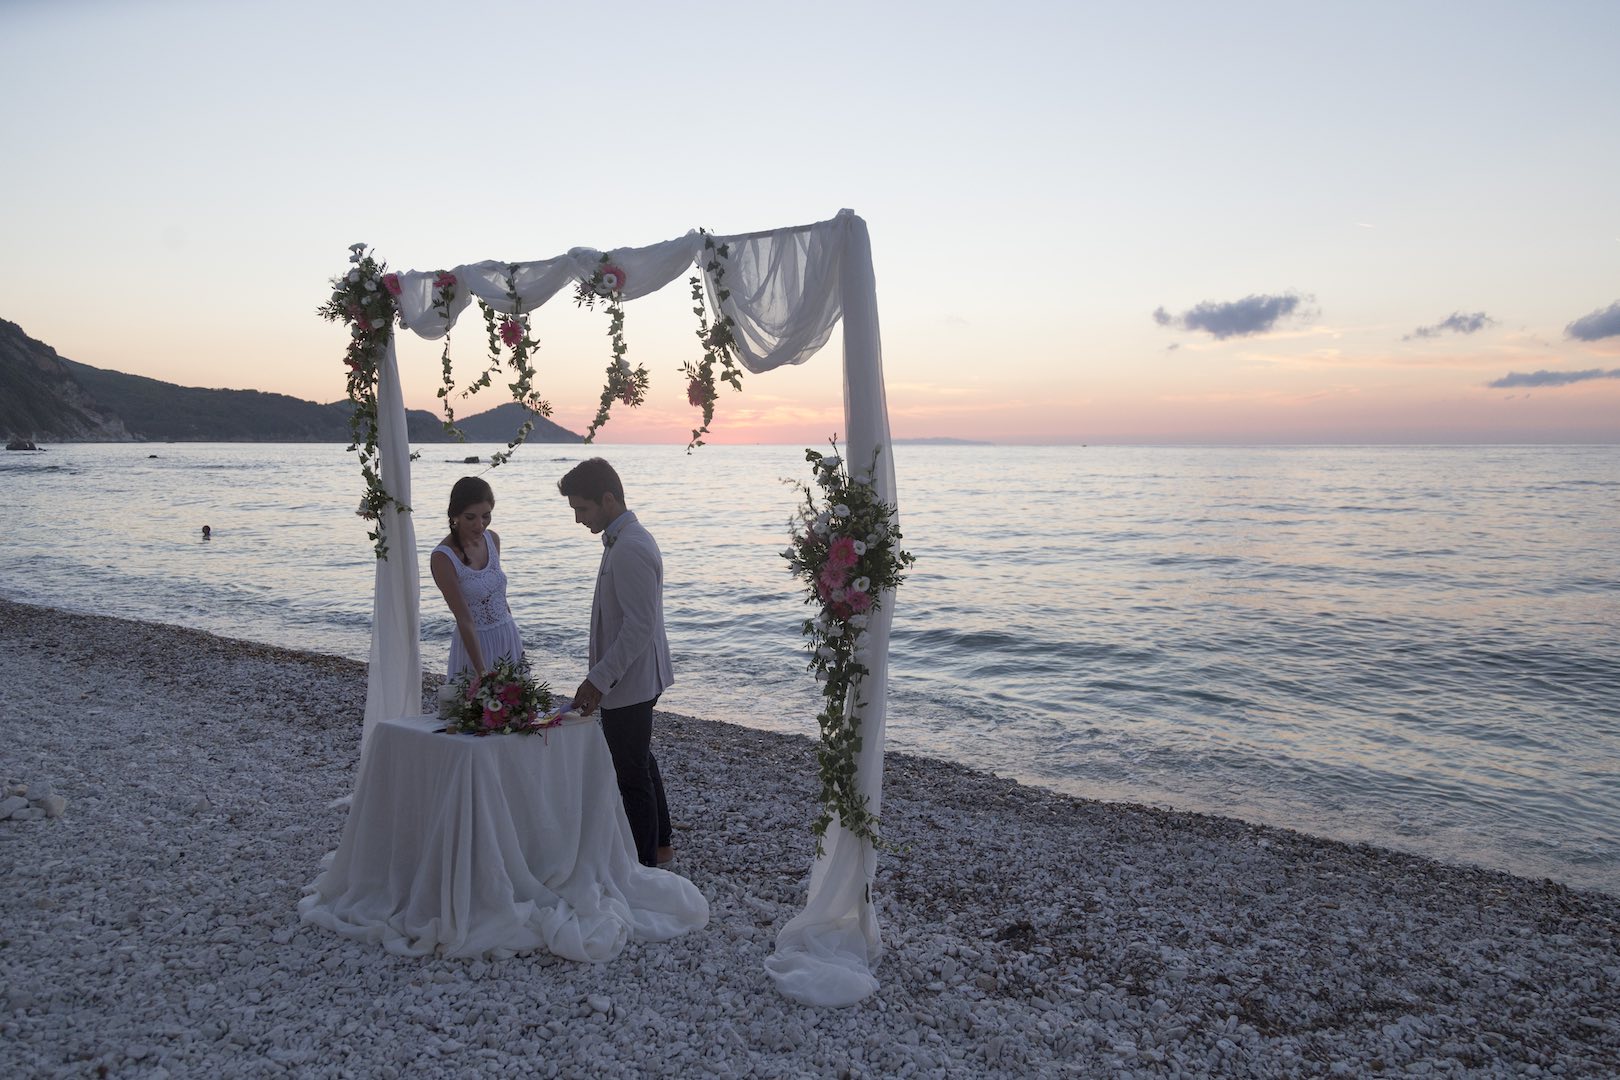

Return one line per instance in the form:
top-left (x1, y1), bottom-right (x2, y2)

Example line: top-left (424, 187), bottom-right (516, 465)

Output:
top-left (849, 613), bottom-right (869, 629)
top-left (346, 270), bottom-right (360, 283)
top-left (817, 645), bottom-right (835, 660)
top-left (821, 455), bottom-right (841, 470)
top-left (866, 533), bottom-right (879, 545)
top-left (853, 540), bottom-right (867, 556)
top-left (852, 576), bottom-right (870, 593)
top-left (812, 520), bottom-right (829, 536)
top-left (854, 473), bottom-right (873, 486)
top-left (855, 631), bottom-right (870, 649)
top-left (348, 243), bottom-right (366, 263)
top-left (834, 504), bottom-right (851, 518)
top-left (331, 290), bottom-right (344, 303)
top-left (815, 670), bottom-right (828, 684)
top-left (616, 358), bottom-right (631, 374)
top-left (370, 317), bottom-right (386, 329)
top-left (364, 279), bottom-right (378, 292)
top-left (826, 623), bottom-right (844, 638)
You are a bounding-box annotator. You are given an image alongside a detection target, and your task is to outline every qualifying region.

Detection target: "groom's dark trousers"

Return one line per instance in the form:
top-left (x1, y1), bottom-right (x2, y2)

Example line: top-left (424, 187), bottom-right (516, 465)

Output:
top-left (600, 696), bottom-right (671, 867)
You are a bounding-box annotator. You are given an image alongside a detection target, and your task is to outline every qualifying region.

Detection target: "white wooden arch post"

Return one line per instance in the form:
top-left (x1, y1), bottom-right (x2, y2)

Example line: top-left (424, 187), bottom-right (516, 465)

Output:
top-left (359, 210), bottom-right (895, 1006)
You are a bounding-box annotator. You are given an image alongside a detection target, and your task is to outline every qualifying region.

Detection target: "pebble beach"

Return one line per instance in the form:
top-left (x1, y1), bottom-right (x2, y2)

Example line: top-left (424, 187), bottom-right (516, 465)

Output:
top-left (2, 597), bottom-right (1617, 1078)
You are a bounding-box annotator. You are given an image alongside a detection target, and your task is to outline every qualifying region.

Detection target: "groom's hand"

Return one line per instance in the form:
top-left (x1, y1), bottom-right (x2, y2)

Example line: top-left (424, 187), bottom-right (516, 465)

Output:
top-left (573, 678), bottom-right (603, 716)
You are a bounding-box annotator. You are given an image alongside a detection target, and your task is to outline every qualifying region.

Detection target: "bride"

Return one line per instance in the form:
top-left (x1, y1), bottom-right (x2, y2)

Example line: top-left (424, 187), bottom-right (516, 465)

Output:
top-left (430, 477), bottom-right (523, 680)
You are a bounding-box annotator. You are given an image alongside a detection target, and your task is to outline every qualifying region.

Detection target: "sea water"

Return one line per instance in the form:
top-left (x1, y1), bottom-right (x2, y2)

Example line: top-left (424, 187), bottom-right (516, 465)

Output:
top-left (3, 442), bottom-right (1617, 893)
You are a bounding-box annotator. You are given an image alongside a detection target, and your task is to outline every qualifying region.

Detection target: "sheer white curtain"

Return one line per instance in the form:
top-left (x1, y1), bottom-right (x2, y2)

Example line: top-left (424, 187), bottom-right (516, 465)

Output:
top-left (712, 211), bottom-right (896, 1007)
top-left (361, 335), bottom-right (421, 756)
top-left (362, 213), bottom-right (894, 1006)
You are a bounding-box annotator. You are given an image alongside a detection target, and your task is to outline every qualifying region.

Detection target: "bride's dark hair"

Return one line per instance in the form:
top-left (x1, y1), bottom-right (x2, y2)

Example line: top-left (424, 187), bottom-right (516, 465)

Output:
top-left (447, 476), bottom-right (495, 565)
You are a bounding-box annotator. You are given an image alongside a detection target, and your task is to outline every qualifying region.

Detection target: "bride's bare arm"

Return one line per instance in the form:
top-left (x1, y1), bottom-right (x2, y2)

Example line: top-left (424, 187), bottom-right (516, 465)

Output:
top-left (430, 549), bottom-right (487, 673)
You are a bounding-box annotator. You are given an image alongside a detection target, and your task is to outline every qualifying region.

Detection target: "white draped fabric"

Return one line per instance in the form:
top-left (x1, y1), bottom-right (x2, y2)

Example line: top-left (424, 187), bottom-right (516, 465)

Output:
top-left (361, 337), bottom-right (421, 755)
top-left (361, 211), bottom-right (893, 1005)
top-left (303, 716), bottom-right (708, 960)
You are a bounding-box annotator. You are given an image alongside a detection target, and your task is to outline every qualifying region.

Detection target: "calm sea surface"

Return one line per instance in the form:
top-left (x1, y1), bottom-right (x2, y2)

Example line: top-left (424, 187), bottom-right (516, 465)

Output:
top-left (3, 442), bottom-right (1617, 893)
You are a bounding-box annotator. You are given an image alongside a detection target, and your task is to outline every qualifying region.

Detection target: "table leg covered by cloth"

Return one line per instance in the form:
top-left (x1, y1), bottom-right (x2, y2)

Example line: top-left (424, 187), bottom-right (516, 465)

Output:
top-left (300, 715), bottom-right (708, 961)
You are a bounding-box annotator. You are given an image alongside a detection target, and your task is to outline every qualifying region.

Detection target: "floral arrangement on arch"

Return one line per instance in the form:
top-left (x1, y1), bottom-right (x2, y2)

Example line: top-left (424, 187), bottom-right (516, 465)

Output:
top-left (573, 254), bottom-right (649, 442)
top-left (316, 244), bottom-right (407, 558)
top-left (441, 656), bottom-right (560, 736)
top-left (784, 439), bottom-right (915, 852)
top-left (470, 265), bottom-right (553, 467)
top-left (681, 232), bottom-right (746, 451)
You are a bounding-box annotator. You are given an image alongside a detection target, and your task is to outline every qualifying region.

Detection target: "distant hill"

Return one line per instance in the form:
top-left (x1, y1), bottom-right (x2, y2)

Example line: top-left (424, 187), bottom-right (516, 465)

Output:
top-left (0, 319), bottom-right (581, 444)
top-left (0, 321), bottom-right (129, 440)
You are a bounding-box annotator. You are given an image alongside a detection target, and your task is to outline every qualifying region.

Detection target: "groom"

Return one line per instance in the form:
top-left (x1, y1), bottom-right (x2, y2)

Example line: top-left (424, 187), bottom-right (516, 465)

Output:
top-left (559, 458), bottom-right (674, 868)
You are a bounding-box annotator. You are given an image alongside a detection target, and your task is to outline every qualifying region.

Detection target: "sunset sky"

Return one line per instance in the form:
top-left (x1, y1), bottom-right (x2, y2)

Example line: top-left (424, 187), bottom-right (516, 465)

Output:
top-left (4, 0), bottom-right (1618, 444)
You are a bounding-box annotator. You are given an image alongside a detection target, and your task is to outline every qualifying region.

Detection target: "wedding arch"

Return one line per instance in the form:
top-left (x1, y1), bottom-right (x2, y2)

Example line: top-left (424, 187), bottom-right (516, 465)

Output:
top-left (333, 210), bottom-right (898, 1007)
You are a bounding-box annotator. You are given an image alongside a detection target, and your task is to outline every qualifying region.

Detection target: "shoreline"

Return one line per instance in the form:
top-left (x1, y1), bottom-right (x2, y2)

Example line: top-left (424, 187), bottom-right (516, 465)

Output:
top-left (2, 597), bottom-right (1617, 1076)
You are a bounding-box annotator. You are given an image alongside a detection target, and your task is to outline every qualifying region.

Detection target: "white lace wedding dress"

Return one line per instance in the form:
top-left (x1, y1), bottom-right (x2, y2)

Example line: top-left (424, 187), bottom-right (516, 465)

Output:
top-left (434, 537), bottom-right (524, 678)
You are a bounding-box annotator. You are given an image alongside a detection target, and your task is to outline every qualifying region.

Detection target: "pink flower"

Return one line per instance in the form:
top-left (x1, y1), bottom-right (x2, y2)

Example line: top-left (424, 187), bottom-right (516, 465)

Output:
top-left (599, 263), bottom-right (626, 293)
top-left (818, 563), bottom-right (849, 596)
top-left (827, 536), bottom-right (859, 571)
top-left (499, 317), bottom-right (523, 348)
top-left (434, 271), bottom-right (457, 291)
top-left (464, 672), bottom-right (482, 701)
top-left (618, 382), bottom-right (638, 406)
top-left (687, 377), bottom-right (706, 408)
top-left (380, 273), bottom-right (401, 296)
top-left (849, 591), bottom-right (873, 614)
top-left (498, 683), bottom-right (522, 706)
top-left (481, 704), bottom-right (504, 730)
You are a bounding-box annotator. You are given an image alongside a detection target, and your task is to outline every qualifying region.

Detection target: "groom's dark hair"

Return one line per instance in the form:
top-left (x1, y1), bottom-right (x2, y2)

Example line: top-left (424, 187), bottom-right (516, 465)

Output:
top-left (557, 457), bottom-right (625, 504)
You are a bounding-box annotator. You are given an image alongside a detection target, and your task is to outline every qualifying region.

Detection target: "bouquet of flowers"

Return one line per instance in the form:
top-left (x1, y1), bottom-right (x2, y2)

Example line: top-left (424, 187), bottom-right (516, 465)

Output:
top-left (784, 439), bottom-right (915, 850)
top-left (441, 657), bottom-right (560, 736)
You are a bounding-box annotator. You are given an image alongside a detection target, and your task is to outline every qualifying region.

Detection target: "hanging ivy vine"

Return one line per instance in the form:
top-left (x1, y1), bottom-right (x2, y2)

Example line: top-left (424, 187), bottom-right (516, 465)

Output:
top-left (316, 244), bottom-right (406, 559)
top-left (573, 254), bottom-right (648, 442)
top-left (682, 231), bottom-right (745, 452)
top-left (474, 266), bottom-right (553, 467)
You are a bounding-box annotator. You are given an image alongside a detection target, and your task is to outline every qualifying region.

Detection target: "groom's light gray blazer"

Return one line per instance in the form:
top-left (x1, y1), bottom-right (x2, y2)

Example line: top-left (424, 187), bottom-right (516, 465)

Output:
top-left (588, 510), bottom-right (674, 710)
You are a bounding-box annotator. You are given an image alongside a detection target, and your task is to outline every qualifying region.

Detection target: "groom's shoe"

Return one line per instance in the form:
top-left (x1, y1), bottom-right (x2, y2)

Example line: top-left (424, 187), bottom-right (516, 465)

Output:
top-left (656, 845), bottom-right (675, 866)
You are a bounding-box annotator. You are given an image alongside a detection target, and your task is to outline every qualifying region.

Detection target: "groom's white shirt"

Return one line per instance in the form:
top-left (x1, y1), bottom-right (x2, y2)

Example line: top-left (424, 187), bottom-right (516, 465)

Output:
top-left (588, 510), bottom-right (674, 709)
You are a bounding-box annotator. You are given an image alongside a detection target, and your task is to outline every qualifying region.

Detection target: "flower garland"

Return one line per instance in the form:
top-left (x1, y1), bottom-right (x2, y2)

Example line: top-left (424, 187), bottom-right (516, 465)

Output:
top-left (574, 255), bottom-right (649, 442)
top-left (681, 232), bottom-right (745, 452)
top-left (441, 656), bottom-right (559, 736)
top-left (784, 440), bottom-right (915, 853)
top-left (317, 244), bottom-right (406, 559)
top-left (473, 268), bottom-right (553, 467)
top-left (427, 270), bottom-right (462, 435)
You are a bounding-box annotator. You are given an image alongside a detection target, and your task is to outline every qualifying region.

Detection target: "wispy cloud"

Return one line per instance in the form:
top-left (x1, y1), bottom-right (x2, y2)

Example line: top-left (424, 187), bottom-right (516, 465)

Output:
top-left (1152, 292), bottom-right (1313, 340)
top-left (1565, 301), bottom-right (1620, 342)
top-left (1405, 311), bottom-right (1494, 340)
top-left (1487, 368), bottom-right (1620, 388)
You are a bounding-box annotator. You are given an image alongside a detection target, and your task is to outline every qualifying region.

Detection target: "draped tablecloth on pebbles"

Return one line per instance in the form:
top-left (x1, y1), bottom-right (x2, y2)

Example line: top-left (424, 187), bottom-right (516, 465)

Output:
top-left (300, 715), bottom-right (708, 961)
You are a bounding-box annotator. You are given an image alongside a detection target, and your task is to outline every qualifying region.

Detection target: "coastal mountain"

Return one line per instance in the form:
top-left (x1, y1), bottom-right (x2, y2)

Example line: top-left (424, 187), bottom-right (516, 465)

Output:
top-left (0, 320), bottom-right (130, 441)
top-left (0, 319), bottom-right (581, 444)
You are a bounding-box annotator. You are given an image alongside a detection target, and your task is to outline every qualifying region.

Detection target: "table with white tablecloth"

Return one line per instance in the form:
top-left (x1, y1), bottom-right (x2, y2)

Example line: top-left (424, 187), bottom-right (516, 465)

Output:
top-left (300, 714), bottom-right (708, 961)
